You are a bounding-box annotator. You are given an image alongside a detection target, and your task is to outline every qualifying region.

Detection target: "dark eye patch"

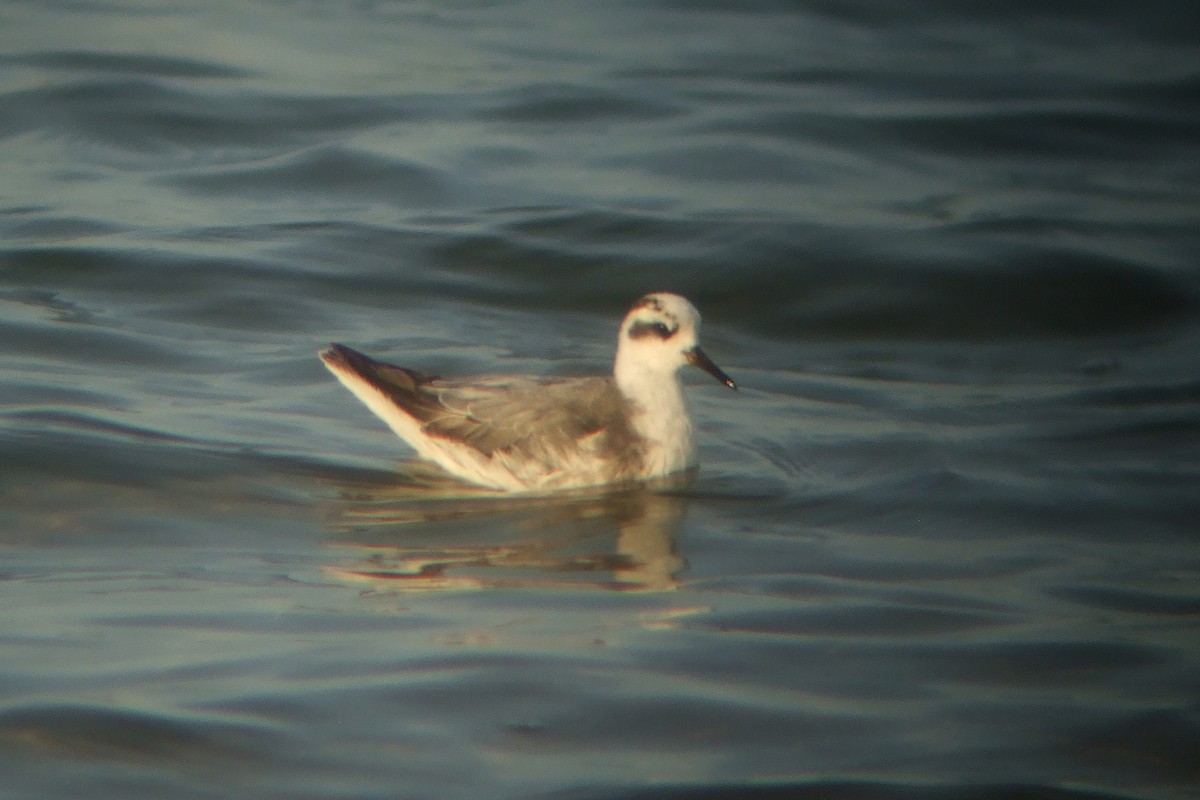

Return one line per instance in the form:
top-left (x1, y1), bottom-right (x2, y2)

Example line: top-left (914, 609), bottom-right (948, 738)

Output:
top-left (627, 320), bottom-right (675, 340)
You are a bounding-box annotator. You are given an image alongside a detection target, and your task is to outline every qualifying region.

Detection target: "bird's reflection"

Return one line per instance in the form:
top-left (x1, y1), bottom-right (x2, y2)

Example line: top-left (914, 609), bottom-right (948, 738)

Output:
top-left (322, 467), bottom-right (689, 592)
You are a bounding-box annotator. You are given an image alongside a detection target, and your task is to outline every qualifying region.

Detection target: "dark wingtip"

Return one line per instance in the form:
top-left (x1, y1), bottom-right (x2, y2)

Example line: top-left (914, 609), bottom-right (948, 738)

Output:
top-left (319, 343), bottom-right (349, 366)
top-left (320, 343), bottom-right (379, 375)
top-left (319, 344), bottom-right (430, 396)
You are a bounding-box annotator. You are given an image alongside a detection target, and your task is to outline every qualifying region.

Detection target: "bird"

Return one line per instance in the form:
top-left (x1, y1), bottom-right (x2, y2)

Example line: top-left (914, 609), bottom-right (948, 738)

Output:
top-left (319, 292), bottom-right (736, 493)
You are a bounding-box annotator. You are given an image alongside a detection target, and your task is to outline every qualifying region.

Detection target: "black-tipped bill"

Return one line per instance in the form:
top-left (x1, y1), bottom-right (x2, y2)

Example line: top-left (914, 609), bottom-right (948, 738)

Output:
top-left (686, 346), bottom-right (737, 390)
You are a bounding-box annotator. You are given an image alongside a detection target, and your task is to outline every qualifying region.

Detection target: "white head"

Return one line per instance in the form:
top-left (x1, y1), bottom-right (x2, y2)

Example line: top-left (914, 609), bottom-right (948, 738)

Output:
top-left (613, 292), bottom-right (736, 392)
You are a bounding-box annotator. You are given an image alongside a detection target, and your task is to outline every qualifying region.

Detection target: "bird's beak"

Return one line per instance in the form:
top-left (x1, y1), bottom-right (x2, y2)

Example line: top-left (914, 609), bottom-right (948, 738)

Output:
top-left (686, 346), bottom-right (737, 390)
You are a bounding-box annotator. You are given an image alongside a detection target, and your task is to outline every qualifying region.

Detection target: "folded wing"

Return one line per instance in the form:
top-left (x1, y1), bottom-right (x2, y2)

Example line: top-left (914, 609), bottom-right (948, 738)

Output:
top-left (321, 344), bottom-right (643, 484)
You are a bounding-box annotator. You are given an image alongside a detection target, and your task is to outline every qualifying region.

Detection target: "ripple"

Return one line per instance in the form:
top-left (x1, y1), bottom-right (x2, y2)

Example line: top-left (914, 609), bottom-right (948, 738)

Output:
top-left (4, 50), bottom-right (253, 79)
top-left (701, 604), bottom-right (1002, 638)
top-left (479, 82), bottom-right (680, 124)
top-left (1046, 586), bottom-right (1200, 616)
top-left (607, 141), bottom-right (819, 183)
top-left (912, 641), bottom-right (1174, 688)
top-left (0, 78), bottom-right (415, 155)
top-left (165, 145), bottom-right (454, 205)
top-left (0, 215), bottom-right (124, 244)
top-left (0, 703), bottom-right (278, 764)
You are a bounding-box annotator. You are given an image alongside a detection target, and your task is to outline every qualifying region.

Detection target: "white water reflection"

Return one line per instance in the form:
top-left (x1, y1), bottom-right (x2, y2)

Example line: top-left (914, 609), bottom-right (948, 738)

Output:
top-left (323, 473), bottom-right (689, 592)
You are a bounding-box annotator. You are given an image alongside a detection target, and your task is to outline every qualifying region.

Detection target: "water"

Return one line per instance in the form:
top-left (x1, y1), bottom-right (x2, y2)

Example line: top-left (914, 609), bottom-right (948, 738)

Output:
top-left (2, 1), bottom-right (1199, 798)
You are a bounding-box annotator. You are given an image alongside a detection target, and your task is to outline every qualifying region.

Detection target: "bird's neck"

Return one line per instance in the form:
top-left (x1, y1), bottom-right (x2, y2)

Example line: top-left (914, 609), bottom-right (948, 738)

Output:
top-left (614, 364), bottom-right (695, 474)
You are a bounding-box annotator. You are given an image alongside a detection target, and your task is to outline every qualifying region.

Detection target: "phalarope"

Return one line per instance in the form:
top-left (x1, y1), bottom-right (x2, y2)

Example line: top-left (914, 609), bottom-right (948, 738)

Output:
top-left (320, 292), bottom-right (735, 492)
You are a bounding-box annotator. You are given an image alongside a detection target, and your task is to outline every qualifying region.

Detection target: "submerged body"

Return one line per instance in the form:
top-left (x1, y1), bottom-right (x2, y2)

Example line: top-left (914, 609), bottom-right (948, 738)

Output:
top-left (320, 293), bottom-right (735, 492)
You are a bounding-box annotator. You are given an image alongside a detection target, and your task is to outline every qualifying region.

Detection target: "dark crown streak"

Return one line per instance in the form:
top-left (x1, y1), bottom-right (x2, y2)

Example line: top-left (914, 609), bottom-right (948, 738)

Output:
top-left (630, 295), bottom-right (663, 312)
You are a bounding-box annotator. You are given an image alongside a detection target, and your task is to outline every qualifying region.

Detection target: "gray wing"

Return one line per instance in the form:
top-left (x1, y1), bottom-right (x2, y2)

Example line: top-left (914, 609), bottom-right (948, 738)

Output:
top-left (322, 344), bottom-right (638, 465)
top-left (427, 375), bottom-right (636, 463)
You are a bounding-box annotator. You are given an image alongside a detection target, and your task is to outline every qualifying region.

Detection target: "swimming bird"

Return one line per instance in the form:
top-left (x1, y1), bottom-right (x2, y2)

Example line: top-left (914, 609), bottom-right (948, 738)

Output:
top-left (320, 292), bottom-right (736, 492)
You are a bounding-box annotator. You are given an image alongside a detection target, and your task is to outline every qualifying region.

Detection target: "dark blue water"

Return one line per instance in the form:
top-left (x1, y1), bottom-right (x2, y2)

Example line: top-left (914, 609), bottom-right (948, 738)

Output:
top-left (2, 2), bottom-right (1198, 798)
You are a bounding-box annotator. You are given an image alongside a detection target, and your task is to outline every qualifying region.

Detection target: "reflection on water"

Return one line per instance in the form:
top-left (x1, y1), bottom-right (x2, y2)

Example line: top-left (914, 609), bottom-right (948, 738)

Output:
top-left (324, 470), bottom-right (688, 591)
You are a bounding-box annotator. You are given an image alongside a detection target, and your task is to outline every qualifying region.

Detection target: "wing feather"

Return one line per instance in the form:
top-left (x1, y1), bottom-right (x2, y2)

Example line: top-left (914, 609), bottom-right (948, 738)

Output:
top-left (428, 376), bottom-right (634, 462)
top-left (322, 344), bottom-right (642, 482)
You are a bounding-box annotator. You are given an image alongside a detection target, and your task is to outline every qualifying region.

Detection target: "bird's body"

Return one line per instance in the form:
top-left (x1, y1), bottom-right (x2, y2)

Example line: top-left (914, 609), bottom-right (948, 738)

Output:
top-left (320, 293), bottom-right (735, 492)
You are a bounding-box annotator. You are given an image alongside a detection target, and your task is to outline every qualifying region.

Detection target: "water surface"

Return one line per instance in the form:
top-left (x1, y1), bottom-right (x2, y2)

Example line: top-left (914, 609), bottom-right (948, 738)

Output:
top-left (2, 1), bottom-right (1198, 798)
